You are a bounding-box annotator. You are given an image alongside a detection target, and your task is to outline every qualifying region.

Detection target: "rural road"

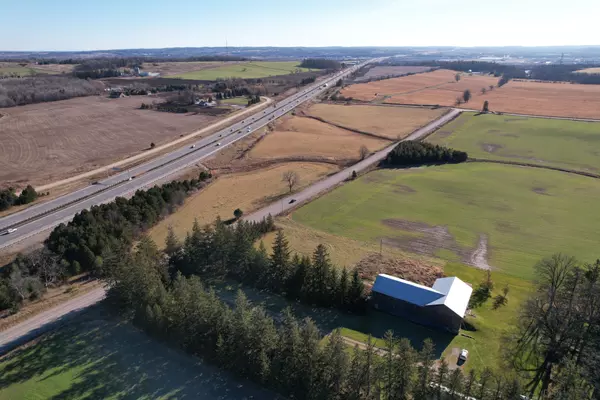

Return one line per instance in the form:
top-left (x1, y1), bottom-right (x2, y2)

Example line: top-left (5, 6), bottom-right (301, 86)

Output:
top-left (0, 287), bottom-right (106, 355)
top-left (244, 108), bottom-right (462, 223)
top-left (0, 58), bottom-right (381, 250)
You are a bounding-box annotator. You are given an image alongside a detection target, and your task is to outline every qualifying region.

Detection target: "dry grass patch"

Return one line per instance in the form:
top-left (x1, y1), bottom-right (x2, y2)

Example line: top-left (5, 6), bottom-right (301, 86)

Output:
top-left (248, 116), bottom-right (390, 161)
top-left (149, 162), bottom-right (339, 245)
top-left (476, 80), bottom-right (600, 119)
top-left (261, 217), bottom-right (443, 269)
top-left (307, 103), bottom-right (446, 139)
top-left (0, 95), bottom-right (221, 188)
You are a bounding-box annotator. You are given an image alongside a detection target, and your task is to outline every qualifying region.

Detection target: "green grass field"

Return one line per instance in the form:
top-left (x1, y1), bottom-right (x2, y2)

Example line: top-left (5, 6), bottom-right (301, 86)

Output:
top-left (0, 66), bottom-right (40, 76)
top-left (221, 96), bottom-right (249, 106)
top-left (427, 112), bottom-right (600, 173)
top-left (0, 307), bottom-right (277, 400)
top-left (168, 61), bottom-right (312, 80)
top-left (292, 164), bottom-right (600, 281)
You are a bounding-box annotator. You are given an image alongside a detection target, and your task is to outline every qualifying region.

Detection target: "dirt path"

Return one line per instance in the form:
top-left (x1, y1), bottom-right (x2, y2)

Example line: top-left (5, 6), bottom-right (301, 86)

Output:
top-left (469, 234), bottom-right (492, 270)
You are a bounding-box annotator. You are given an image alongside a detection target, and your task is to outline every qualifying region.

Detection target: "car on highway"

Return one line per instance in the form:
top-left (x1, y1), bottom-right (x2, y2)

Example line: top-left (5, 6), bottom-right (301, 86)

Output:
top-left (190, 144), bottom-right (196, 148)
top-left (216, 142), bottom-right (221, 146)
top-left (247, 127), bottom-right (251, 132)
top-left (288, 199), bottom-right (296, 204)
top-left (2, 228), bottom-right (17, 235)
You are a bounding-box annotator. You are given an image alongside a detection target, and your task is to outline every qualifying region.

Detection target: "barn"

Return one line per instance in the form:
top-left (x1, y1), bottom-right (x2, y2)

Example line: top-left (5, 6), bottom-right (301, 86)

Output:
top-left (371, 274), bottom-right (473, 334)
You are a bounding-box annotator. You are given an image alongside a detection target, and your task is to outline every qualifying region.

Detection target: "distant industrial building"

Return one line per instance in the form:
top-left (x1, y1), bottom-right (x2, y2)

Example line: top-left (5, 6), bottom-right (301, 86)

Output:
top-left (371, 274), bottom-right (473, 334)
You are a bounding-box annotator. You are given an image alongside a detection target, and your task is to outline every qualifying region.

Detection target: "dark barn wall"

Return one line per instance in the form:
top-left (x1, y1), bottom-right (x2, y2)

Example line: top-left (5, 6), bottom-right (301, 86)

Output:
top-left (371, 292), bottom-right (461, 334)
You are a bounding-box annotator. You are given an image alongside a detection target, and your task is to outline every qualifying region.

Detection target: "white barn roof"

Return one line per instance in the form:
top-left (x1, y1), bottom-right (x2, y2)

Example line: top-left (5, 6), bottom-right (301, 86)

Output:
top-left (372, 274), bottom-right (473, 318)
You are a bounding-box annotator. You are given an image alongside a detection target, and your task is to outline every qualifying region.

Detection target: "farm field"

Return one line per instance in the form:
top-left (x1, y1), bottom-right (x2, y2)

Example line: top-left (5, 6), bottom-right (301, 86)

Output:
top-left (0, 95), bottom-right (221, 188)
top-left (291, 164), bottom-right (600, 281)
top-left (139, 61), bottom-right (224, 76)
top-left (248, 115), bottom-right (391, 162)
top-left (149, 162), bottom-right (339, 245)
top-left (475, 80), bottom-right (600, 119)
top-left (306, 103), bottom-right (447, 140)
top-left (427, 112), bottom-right (600, 173)
top-left (221, 96), bottom-right (249, 106)
top-left (362, 66), bottom-right (434, 79)
top-left (0, 307), bottom-right (277, 400)
top-left (575, 67), bottom-right (600, 74)
top-left (168, 61), bottom-right (311, 80)
top-left (341, 69), bottom-right (497, 106)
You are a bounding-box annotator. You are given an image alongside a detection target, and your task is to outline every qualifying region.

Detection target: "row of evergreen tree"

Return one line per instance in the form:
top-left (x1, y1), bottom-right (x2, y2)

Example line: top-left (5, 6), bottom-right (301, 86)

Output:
top-left (0, 171), bottom-right (215, 313)
top-left (383, 141), bottom-right (468, 167)
top-left (168, 219), bottom-right (367, 312)
top-left (300, 58), bottom-right (342, 70)
top-left (107, 239), bottom-right (534, 400)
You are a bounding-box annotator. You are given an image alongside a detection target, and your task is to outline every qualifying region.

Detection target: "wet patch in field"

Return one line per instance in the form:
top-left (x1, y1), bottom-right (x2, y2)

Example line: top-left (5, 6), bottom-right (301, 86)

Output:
top-left (480, 142), bottom-right (503, 153)
top-left (380, 219), bottom-right (492, 269)
top-left (393, 184), bottom-right (417, 194)
top-left (532, 187), bottom-right (549, 195)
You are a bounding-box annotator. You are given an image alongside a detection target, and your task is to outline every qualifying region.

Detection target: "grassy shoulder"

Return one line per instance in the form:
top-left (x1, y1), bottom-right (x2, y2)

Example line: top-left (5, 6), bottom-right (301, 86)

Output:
top-left (0, 306), bottom-right (276, 399)
top-left (168, 61), bottom-right (311, 80)
top-left (291, 164), bottom-right (600, 281)
top-left (428, 112), bottom-right (600, 173)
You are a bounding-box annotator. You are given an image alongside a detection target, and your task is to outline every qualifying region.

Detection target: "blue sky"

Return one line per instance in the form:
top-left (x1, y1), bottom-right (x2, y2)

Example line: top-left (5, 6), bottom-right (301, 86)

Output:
top-left (1, 0), bottom-right (598, 51)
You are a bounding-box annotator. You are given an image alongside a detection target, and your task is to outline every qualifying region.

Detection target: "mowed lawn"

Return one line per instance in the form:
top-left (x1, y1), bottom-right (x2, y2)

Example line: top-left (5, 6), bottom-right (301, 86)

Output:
top-left (168, 61), bottom-right (311, 79)
top-left (292, 164), bottom-right (600, 281)
top-left (428, 112), bottom-right (600, 173)
top-left (0, 307), bottom-right (277, 400)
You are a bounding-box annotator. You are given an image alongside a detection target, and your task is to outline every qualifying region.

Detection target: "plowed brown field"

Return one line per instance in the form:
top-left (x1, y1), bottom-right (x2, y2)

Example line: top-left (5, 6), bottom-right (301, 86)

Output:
top-left (306, 103), bottom-right (446, 140)
top-left (248, 116), bottom-right (390, 161)
top-left (476, 80), bottom-right (600, 119)
top-left (0, 95), bottom-right (219, 188)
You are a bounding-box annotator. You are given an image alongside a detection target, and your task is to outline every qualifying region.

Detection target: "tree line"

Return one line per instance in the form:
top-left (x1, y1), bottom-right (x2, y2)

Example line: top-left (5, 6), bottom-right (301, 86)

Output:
top-left (169, 222), bottom-right (366, 313)
top-left (0, 76), bottom-right (100, 107)
top-left (0, 185), bottom-right (38, 212)
top-left (383, 141), bottom-right (468, 167)
top-left (0, 171), bottom-right (213, 313)
top-left (300, 58), bottom-right (342, 70)
top-left (106, 237), bottom-right (528, 400)
top-left (412, 60), bottom-right (600, 85)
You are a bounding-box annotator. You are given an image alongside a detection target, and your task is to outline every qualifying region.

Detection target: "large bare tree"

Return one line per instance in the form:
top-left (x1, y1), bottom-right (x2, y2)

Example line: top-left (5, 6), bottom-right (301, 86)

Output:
top-left (282, 171), bottom-right (299, 193)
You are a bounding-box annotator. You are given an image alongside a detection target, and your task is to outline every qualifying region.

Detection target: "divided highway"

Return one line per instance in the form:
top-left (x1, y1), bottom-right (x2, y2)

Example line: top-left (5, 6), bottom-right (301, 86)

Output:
top-left (0, 60), bottom-right (375, 250)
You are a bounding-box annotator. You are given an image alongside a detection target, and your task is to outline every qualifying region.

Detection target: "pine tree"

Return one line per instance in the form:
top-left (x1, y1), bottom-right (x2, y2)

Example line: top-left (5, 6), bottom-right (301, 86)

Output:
top-left (435, 357), bottom-right (449, 400)
top-left (390, 338), bottom-right (415, 400)
top-left (338, 267), bottom-right (349, 307)
top-left (287, 254), bottom-right (308, 299)
top-left (299, 318), bottom-right (322, 396)
top-left (164, 225), bottom-right (180, 257)
top-left (448, 368), bottom-right (464, 399)
top-left (382, 330), bottom-right (397, 399)
top-left (415, 338), bottom-right (435, 399)
top-left (270, 230), bottom-right (291, 289)
top-left (348, 268), bottom-right (365, 311)
top-left (464, 369), bottom-right (477, 398)
top-left (479, 367), bottom-right (493, 400)
top-left (251, 241), bottom-right (270, 285)
top-left (273, 308), bottom-right (303, 395)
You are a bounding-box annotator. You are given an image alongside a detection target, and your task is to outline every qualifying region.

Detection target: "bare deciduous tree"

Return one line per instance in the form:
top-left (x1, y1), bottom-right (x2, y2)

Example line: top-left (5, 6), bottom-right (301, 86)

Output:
top-left (282, 171), bottom-right (299, 193)
top-left (359, 145), bottom-right (369, 160)
top-left (28, 248), bottom-right (62, 288)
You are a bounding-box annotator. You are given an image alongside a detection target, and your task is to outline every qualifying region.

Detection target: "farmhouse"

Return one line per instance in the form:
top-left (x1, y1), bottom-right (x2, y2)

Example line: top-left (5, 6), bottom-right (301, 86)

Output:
top-left (371, 274), bottom-right (472, 334)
